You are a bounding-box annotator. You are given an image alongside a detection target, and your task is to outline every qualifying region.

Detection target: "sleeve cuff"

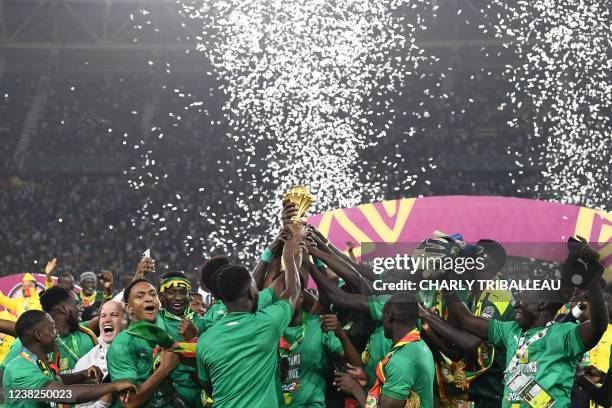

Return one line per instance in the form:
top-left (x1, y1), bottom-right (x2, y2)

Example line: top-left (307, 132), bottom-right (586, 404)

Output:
top-left (381, 388), bottom-right (410, 401)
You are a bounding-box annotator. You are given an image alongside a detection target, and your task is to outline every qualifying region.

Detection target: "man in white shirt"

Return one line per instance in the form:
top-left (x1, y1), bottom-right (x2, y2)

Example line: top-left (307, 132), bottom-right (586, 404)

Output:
top-left (74, 301), bottom-right (126, 408)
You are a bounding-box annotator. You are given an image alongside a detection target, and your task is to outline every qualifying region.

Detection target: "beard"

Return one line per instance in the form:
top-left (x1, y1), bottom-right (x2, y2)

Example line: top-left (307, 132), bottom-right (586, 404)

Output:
top-left (67, 311), bottom-right (80, 332)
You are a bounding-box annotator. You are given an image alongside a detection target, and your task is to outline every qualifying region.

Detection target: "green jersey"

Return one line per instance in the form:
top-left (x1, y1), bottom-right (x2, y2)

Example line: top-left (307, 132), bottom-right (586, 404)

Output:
top-left (281, 312), bottom-right (343, 407)
top-left (195, 287), bottom-right (276, 333)
top-left (381, 340), bottom-right (435, 408)
top-left (197, 299), bottom-right (293, 408)
top-left (1, 326), bottom-right (96, 374)
top-left (155, 309), bottom-right (203, 408)
top-left (3, 348), bottom-right (59, 408)
top-left (468, 290), bottom-right (515, 403)
top-left (364, 296), bottom-right (392, 389)
top-left (107, 323), bottom-right (175, 408)
top-left (488, 319), bottom-right (585, 407)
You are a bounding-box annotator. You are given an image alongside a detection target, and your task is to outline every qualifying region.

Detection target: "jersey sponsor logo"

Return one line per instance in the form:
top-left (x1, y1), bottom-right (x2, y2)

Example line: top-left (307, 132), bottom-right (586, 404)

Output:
top-left (224, 322), bottom-right (238, 327)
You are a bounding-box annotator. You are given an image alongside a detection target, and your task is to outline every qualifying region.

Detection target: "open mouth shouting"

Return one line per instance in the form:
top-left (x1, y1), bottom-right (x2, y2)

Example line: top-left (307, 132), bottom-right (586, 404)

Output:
top-left (101, 321), bottom-right (117, 342)
top-left (143, 303), bottom-right (158, 318)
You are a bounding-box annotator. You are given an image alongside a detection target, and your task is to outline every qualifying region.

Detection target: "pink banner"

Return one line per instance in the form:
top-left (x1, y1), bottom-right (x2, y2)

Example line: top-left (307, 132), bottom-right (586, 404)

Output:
top-left (307, 196), bottom-right (611, 279)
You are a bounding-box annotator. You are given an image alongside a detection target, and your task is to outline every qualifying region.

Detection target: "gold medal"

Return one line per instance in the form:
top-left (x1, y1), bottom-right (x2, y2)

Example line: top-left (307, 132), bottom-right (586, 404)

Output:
top-left (365, 394), bottom-right (378, 408)
top-left (60, 358), bottom-right (68, 371)
top-left (361, 350), bottom-right (370, 364)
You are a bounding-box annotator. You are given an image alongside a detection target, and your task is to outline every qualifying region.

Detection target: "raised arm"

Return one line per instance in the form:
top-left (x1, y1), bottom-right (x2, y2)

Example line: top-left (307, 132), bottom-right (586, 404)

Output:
top-left (308, 245), bottom-right (373, 293)
top-left (98, 271), bottom-right (114, 306)
top-left (304, 258), bottom-right (370, 315)
top-left (443, 291), bottom-right (490, 340)
top-left (578, 276), bottom-right (609, 349)
top-left (419, 304), bottom-right (481, 356)
top-left (44, 258), bottom-right (58, 288)
top-left (279, 237), bottom-right (302, 306)
top-left (253, 233), bottom-right (285, 289)
top-left (0, 292), bottom-right (19, 315)
top-left (0, 319), bottom-right (16, 337)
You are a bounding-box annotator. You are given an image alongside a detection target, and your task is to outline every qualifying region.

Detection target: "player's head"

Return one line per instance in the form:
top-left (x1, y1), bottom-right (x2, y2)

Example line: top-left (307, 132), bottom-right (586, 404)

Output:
top-left (15, 310), bottom-right (57, 354)
top-left (475, 239), bottom-right (506, 279)
top-left (215, 264), bottom-right (258, 312)
top-left (513, 290), bottom-right (563, 329)
top-left (58, 273), bottom-right (76, 292)
top-left (189, 293), bottom-right (205, 315)
top-left (124, 278), bottom-right (160, 322)
top-left (200, 255), bottom-right (230, 297)
top-left (80, 271), bottom-right (97, 295)
top-left (99, 301), bottom-right (125, 344)
top-left (382, 293), bottom-right (419, 339)
top-left (158, 272), bottom-right (191, 316)
top-left (40, 286), bottom-right (83, 332)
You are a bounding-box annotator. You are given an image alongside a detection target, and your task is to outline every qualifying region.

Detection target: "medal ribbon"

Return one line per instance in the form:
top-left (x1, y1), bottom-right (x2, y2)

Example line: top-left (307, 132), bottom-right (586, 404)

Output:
top-left (54, 332), bottom-right (80, 369)
top-left (20, 348), bottom-right (68, 408)
top-left (279, 312), bottom-right (308, 358)
top-left (367, 330), bottom-right (421, 403)
top-left (505, 321), bottom-right (553, 375)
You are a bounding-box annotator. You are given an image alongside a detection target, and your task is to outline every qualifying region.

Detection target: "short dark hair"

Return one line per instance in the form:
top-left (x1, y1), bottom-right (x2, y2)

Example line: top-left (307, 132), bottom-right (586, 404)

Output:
top-left (200, 256), bottom-right (230, 296)
top-left (160, 271), bottom-right (188, 281)
top-left (40, 286), bottom-right (73, 313)
top-left (478, 239), bottom-right (507, 273)
top-left (385, 293), bottom-right (419, 324)
top-left (15, 310), bottom-right (48, 344)
top-left (215, 264), bottom-right (251, 303)
top-left (190, 292), bottom-right (203, 299)
top-left (123, 278), bottom-right (154, 303)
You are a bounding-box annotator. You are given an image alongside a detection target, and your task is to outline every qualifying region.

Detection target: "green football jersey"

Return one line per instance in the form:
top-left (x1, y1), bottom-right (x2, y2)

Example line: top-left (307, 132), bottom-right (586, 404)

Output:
top-left (197, 299), bottom-right (292, 408)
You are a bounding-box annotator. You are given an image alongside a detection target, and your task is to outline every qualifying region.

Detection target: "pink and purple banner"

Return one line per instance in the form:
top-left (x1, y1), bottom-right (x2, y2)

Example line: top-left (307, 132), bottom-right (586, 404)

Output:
top-left (307, 196), bottom-right (611, 279)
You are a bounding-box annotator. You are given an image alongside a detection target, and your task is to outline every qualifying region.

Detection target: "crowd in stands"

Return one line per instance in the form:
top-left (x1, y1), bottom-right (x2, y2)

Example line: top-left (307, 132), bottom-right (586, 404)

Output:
top-left (0, 65), bottom-right (545, 279)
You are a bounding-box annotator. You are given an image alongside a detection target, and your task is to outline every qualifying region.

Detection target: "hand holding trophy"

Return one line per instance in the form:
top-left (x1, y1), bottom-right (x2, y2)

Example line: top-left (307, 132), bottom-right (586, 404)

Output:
top-left (282, 185), bottom-right (314, 242)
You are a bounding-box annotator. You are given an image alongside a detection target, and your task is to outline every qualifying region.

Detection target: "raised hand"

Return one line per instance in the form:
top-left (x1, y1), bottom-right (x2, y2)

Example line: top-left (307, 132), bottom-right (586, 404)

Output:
top-left (98, 270), bottom-right (113, 290)
top-left (45, 258), bottom-right (58, 276)
top-left (135, 257), bottom-right (155, 279)
top-left (178, 318), bottom-right (198, 340)
top-left (281, 200), bottom-right (299, 226)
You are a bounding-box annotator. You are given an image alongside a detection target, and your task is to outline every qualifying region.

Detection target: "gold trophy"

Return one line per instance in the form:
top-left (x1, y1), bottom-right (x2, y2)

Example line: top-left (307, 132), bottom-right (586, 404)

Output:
top-left (282, 185), bottom-right (314, 239)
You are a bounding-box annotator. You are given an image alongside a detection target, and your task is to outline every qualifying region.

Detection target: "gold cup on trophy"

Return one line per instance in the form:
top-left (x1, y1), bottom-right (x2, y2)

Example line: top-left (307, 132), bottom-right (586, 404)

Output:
top-left (282, 185), bottom-right (314, 239)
